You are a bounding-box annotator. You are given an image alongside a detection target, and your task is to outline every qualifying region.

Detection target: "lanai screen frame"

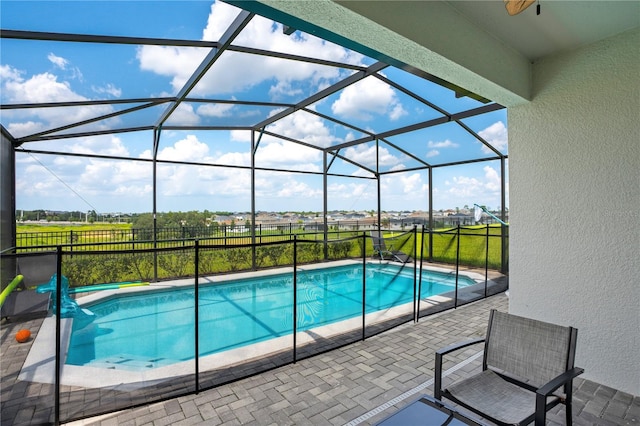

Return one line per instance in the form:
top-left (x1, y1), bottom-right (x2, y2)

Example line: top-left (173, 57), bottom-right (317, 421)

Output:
top-left (0, 4), bottom-right (507, 253)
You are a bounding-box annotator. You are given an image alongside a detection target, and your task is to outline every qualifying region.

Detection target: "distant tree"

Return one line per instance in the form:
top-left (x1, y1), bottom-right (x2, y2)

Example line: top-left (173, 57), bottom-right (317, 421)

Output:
top-left (131, 213), bottom-right (171, 229)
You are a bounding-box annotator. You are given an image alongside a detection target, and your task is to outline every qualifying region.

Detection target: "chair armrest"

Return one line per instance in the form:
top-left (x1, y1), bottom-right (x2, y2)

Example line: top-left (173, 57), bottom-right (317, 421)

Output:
top-left (434, 338), bottom-right (485, 400)
top-left (436, 337), bottom-right (486, 357)
top-left (536, 367), bottom-right (584, 397)
top-left (534, 367), bottom-right (584, 426)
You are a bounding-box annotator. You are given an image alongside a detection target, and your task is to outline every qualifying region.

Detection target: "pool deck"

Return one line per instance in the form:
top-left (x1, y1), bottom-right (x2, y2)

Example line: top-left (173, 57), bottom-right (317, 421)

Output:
top-left (2, 272), bottom-right (638, 425)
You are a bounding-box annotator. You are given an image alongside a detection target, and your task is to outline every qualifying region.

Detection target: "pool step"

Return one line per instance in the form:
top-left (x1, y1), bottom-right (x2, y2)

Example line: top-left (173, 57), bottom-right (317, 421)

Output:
top-left (85, 354), bottom-right (178, 370)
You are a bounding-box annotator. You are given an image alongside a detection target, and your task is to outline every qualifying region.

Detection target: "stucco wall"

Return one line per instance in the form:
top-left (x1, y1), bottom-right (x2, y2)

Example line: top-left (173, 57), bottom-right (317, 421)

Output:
top-left (509, 28), bottom-right (639, 395)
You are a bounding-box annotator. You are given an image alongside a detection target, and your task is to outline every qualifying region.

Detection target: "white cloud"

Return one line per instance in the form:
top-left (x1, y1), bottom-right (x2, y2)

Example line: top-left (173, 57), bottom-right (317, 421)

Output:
top-left (375, 171), bottom-right (429, 210)
top-left (215, 151), bottom-right (250, 167)
top-left (277, 179), bottom-right (322, 198)
top-left (7, 121), bottom-right (46, 137)
top-left (1, 64), bottom-right (22, 80)
top-left (331, 77), bottom-right (406, 121)
top-left (447, 175), bottom-right (483, 198)
top-left (136, 1), bottom-right (365, 99)
top-left (327, 181), bottom-right (376, 203)
top-left (483, 165), bottom-right (501, 191)
top-left (397, 173), bottom-right (422, 194)
top-left (68, 135), bottom-right (130, 157)
top-left (428, 139), bottom-right (459, 149)
top-left (442, 165), bottom-right (504, 206)
top-left (267, 110), bottom-right (338, 148)
top-left (479, 121), bottom-right (508, 153)
top-left (92, 83), bottom-right (122, 98)
top-left (48, 53), bottom-right (69, 70)
top-left (256, 142), bottom-right (321, 171)
top-left (4, 69), bottom-right (84, 103)
top-left (1, 65), bottom-right (114, 137)
top-left (389, 103), bottom-right (408, 121)
top-left (165, 103), bottom-right (201, 126)
top-left (137, 45), bottom-right (209, 94)
top-left (269, 81), bottom-right (304, 99)
top-left (389, 163), bottom-right (407, 172)
top-left (426, 149), bottom-right (439, 158)
top-left (197, 102), bottom-right (235, 117)
top-left (155, 135), bottom-right (210, 162)
top-left (47, 52), bottom-right (83, 81)
top-left (15, 150), bottom-right (153, 210)
top-left (343, 144), bottom-right (402, 169)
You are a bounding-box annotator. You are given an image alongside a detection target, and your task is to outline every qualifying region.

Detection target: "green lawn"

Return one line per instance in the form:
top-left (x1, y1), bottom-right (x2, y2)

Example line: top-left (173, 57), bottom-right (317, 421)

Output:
top-left (15, 223), bottom-right (507, 286)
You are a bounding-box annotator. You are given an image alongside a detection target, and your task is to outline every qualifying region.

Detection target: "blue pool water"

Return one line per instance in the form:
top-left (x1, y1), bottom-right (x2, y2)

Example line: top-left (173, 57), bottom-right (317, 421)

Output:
top-left (66, 264), bottom-right (474, 369)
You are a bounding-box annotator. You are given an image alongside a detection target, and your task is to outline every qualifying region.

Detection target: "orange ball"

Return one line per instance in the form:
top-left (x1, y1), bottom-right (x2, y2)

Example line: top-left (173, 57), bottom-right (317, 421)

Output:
top-left (15, 329), bottom-right (31, 343)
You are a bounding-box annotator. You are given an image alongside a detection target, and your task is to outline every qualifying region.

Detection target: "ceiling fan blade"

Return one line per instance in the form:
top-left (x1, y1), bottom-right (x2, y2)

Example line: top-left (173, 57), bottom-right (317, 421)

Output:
top-left (504, 0), bottom-right (536, 16)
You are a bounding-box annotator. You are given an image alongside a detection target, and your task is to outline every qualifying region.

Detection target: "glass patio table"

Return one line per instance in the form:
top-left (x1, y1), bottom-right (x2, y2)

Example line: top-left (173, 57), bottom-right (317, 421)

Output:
top-left (375, 395), bottom-right (486, 426)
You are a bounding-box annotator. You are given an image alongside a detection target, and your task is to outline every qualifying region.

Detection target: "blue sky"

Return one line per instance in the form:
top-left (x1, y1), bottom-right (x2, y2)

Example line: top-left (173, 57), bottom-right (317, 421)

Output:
top-left (1, 1), bottom-right (508, 214)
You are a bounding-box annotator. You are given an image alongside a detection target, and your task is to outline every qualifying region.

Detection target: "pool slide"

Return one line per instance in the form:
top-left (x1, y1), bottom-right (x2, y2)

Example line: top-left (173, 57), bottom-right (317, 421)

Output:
top-left (35, 275), bottom-right (148, 319)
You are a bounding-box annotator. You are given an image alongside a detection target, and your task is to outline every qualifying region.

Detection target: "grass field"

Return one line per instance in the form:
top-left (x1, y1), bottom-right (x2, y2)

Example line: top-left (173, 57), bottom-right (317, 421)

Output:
top-left (14, 223), bottom-right (507, 287)
top-left (17, 223), bottom-right (132, 233)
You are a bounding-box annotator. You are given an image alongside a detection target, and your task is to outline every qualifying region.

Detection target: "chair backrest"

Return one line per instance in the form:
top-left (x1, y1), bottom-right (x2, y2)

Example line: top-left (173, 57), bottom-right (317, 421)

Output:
top-left (484, 309), bottom-right (577, 388)
top-left (17, 253), bottom-right (58, 287)
top-left (370, 231), bottom-right (387, 251)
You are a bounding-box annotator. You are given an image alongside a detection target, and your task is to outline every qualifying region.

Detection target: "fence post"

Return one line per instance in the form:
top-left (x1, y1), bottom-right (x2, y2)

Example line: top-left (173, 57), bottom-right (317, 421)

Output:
top-left (413, 226), bottom-right (417, 322)
top-left (54, 246), bottom-right (62, 426)
top-left (194, 240), bottom-right (200, 393)
top-left (485, 224), bottom-right (489, 297)
top-left (362, 232), bottom-right (366, 341)
top-left (417, 226), bottom-right (425, 322)
top-left (454, 224), bottom-right (460, 308)
top-left (292, 236), bottom-right (297, 363)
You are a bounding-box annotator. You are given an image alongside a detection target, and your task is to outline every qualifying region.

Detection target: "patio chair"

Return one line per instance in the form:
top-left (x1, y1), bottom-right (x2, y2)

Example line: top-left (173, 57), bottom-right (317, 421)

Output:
top-left (1, 254), bottom-right (54, 320)
top-left (370, 231), bottom-right (412, 263)
top-left (1, 276), bottom-right (51, 320)
top-left (434, 309), bottom-right (584, 426)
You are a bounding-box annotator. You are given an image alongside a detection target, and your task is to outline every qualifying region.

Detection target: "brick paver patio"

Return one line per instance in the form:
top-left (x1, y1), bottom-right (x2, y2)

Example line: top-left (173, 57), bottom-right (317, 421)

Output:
top-left (2, 291), bottom-right (638, 425)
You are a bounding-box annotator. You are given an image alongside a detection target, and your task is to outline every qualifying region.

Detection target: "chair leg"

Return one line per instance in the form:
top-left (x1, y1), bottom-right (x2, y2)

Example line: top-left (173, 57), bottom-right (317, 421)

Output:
top-left (565, 382), bottom-right (574, 425)
top-left (434, 352), bottom-right (443, 400)
top-left (534, 393), bottom-right (547, 426)
top-left (566, 402), bottom-right (573, 426)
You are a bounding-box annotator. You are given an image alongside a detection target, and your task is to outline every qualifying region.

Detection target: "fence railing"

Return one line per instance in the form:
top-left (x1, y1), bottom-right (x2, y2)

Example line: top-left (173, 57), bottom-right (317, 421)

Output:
top-left (15, 217), bottom-right (508, 251)
top-left (10, 225), bottom-right (509, 283)
top-left (1, 228), bottom-right (508, 425)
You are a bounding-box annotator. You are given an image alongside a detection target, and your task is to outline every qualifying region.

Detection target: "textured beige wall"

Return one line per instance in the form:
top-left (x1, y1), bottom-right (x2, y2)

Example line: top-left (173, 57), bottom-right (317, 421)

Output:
top-left (509, 27), bottom-right (640, 394)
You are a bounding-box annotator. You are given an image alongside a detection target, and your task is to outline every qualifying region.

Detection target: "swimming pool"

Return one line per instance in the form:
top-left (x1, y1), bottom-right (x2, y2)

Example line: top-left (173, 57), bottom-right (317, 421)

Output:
top-left (65, 262), bottom-right (475, 371)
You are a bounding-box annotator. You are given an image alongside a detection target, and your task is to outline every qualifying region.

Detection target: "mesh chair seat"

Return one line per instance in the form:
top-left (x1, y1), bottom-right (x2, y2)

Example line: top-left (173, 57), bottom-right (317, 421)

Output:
top-left (446, 370), bottom-right (559, 425)
top-left (434, 310), bottom-right (584, 426)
